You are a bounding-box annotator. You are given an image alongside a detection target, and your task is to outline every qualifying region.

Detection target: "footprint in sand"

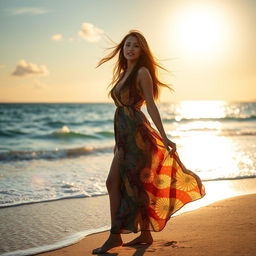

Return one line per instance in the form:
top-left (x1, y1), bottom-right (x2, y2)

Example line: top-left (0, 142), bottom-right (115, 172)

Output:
top-left (164, 240), bottom-right (178, 248)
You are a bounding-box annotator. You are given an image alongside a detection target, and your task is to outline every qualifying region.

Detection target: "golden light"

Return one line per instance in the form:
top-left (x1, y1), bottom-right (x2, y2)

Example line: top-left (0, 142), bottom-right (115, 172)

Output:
top-left (176, 100), bottom-right (226, 120)
top-left (178, 134), bottom-right (240, 179)
top-left (170, 4), bottom-right (232, 59)
top-left (171, 100), bottom-right (245, 180)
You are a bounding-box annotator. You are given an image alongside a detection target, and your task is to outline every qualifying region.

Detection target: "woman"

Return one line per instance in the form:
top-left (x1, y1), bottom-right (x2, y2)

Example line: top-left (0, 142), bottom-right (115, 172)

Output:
top-left (92, 30), bottom-right (205, 254)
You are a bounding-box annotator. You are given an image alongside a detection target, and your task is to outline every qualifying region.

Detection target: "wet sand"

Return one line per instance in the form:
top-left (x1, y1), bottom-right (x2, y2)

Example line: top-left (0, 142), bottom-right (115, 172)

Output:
top-left (35, 193), bottom-right (256, 256)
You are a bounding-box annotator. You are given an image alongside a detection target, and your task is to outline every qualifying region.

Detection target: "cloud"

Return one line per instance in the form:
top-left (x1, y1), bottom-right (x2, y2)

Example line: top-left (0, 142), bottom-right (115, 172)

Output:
top-left (78, 22), bottom-right (104, 42)
top-left (12, 60), bottom-right (49, 77)
top-left (51, 34), bottom-right (63, 41)
top-left (6, 7), bottom-right (50, 16)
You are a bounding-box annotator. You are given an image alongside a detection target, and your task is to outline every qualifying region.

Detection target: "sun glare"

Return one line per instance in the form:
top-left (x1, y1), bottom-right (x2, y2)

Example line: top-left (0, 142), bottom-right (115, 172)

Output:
top-left (171, 4), bottom-right (232, 58)
top-left (176, 100), bottom-right (226, 119)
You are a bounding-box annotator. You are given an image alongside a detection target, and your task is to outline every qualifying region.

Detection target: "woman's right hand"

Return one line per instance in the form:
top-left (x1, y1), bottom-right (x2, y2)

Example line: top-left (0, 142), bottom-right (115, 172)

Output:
top-left (162, 137), bottom-right (176, 156)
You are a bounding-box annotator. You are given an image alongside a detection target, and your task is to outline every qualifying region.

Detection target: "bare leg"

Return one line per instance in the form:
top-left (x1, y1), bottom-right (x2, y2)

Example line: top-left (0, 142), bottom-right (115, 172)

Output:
top-left (92, 148), bottom-right (123, 254)
top-left (108, 149), bottom-right (122, 226)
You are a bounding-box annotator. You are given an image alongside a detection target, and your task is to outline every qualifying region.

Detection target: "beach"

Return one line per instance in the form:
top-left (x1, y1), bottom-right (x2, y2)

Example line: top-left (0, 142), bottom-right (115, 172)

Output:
top-left (0, 177), bottom-right (256, 256)
top-left (34, 193), bottom-right (256, 256)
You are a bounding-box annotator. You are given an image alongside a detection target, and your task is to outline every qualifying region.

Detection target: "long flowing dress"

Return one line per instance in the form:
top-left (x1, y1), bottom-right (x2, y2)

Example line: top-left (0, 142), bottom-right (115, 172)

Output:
top-left (110, 72), bottom-right (206, 234)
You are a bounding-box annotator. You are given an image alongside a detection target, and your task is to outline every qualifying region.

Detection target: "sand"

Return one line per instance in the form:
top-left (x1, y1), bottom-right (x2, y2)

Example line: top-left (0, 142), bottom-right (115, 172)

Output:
top-left (35, 193), bottom-right (256, 256)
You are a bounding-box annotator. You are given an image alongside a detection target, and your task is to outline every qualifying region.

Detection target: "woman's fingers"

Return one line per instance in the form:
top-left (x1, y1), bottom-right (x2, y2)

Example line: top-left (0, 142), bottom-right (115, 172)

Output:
top-left (163, 138), bottom-right (176, 155)
top-left (167, 148), bottom-right (175, 156)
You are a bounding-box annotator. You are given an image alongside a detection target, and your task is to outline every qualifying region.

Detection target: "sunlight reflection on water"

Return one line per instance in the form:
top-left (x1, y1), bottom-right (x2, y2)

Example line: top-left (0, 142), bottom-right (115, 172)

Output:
top-left (161, 101), bottom-right (256, 181)
top-left (175, 100), bottom-right (227, 120)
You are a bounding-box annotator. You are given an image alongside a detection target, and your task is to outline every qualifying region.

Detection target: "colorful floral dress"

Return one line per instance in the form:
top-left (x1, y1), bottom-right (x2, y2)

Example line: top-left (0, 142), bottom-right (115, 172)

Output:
top-left (110, 74), bottom-right (206, 234)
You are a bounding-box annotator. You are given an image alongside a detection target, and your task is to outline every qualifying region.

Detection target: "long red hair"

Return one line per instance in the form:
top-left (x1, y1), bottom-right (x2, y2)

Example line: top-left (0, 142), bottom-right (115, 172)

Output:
top-left (96, 30), bottom-right (174, 101)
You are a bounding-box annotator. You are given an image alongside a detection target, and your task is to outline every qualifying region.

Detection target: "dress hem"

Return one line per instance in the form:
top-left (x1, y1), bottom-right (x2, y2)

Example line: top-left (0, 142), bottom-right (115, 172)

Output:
top-left (110, 190), bottom-right (206, 234)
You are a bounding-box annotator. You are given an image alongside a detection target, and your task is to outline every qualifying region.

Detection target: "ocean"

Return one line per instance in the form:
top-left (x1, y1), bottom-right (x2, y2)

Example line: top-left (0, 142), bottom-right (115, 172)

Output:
top-left (0, 101), bottom-right (256, 207)
top-left (0, 101), bottom-right (256, 255)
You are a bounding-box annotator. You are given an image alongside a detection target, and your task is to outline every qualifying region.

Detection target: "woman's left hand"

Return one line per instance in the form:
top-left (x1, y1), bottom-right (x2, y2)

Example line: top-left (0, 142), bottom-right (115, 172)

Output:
top-left (162, 137), bottom-right (176, 156)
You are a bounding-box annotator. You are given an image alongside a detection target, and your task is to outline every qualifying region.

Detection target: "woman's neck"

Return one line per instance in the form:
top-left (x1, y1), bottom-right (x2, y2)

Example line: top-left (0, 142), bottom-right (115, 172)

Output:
top-left (126, 60), bottom-right (137, 73)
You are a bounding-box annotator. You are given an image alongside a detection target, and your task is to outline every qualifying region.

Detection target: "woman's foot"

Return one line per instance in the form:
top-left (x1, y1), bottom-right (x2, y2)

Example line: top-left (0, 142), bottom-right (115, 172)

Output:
top-left (92, 234), bottom-right (123, 254)
top-left (122, 232), bottom-right (153, 246)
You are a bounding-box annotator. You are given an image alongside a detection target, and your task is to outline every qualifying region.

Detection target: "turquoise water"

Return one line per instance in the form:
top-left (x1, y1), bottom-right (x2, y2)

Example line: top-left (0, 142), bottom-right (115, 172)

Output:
top-left (0, 101), bottom-right (256, 207)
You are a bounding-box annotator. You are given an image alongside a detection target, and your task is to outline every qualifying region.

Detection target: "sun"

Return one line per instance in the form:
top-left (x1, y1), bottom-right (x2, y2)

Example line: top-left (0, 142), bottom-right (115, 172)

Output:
top-left (170, 4), bottom-right (231, 58)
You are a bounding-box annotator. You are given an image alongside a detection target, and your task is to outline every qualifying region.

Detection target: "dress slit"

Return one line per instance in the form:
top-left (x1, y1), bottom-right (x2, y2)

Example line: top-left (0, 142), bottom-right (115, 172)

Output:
top-left (110, 79), bottom-right (206, 234)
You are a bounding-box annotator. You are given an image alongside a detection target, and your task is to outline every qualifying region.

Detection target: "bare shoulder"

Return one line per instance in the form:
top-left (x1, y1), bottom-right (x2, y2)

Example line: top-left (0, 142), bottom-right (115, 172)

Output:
top-left (137, 66), bottom-right (151, 79)
top-left (137, 66), bottom-right (153, 88)
top-left (136, 66), bottom-right (154, 104)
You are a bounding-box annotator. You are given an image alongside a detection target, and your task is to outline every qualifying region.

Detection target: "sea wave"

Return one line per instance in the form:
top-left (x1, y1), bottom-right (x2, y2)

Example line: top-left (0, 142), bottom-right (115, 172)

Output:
top-left (0, 129), bottom-right (28, 137)
top-left (46, 125), bottom-right (114, 139)
top-left (175, 128), bottom-right (256, 136)
top-left (0, 145), bottom-right (114, 161)
top-left (0, 193), bottom-right (108, 209)
top-left (163, 115), bottom-right (256, 122)
top-left (0, 175), bottom-right (255, 208)
top-left (0, 125), bottom-right (115, 139)
top-left (1, 127), bottom-right (256, 161)
top-left (44, 119), bottom-right (113, 127)
top-left (219, 130), bottom-right (256, 136)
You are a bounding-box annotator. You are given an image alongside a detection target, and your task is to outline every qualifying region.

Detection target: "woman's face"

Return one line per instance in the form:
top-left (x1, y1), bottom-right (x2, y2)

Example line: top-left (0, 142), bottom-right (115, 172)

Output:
top-left (123, 36), bottom-right (141, 61)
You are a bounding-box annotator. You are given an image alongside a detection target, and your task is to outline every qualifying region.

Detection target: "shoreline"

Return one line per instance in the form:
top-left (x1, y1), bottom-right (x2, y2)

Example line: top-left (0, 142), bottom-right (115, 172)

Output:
top-left (1, 175), bottom-right (256, 209)
top-left (36, 193), bottom-right (256, 256)
top-left (1, 177), bottom-right (256, 256)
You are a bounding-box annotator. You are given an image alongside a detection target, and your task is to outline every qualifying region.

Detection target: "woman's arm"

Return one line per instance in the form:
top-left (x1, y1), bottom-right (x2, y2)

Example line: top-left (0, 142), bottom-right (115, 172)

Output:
top-left (137, 67), bottom-right (176, 154)
top-left (137, 67), bottom-right (167, 139)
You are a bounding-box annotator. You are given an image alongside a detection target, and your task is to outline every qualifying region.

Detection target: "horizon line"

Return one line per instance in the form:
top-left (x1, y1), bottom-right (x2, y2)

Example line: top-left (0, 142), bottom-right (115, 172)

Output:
top-left (0, 99), bottom-right (255, 104)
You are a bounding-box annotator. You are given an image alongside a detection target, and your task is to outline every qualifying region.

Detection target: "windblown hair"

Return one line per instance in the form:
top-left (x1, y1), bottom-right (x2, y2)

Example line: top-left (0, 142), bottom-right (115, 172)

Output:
top-left (96, 29), bottom-right (174, 100)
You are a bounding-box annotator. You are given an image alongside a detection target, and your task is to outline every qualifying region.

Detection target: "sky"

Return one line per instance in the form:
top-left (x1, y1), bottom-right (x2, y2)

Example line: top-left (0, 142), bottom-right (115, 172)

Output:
top-left (0, 0), bottom-right (255, 103)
